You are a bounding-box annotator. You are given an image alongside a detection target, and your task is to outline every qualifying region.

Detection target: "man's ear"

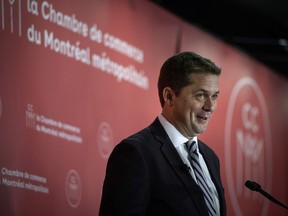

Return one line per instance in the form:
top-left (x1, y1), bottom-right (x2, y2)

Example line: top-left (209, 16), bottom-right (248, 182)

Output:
top-left (163, 87), bottom-right (174, 105)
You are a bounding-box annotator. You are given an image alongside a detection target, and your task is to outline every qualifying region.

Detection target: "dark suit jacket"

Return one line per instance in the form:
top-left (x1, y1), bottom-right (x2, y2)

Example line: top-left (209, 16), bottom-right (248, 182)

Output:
top-left (99, 118), bottom-right (226, 216)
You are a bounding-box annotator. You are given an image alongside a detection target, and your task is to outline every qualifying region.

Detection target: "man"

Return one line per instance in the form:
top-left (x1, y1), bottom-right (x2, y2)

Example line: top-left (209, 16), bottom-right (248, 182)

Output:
top-left (99, 51), bottom-right (226, 216)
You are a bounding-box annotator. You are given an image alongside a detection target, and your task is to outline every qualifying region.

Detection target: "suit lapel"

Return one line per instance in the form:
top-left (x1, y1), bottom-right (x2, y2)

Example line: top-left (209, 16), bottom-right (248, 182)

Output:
top-left (199, 144), bottom-right (221, 187)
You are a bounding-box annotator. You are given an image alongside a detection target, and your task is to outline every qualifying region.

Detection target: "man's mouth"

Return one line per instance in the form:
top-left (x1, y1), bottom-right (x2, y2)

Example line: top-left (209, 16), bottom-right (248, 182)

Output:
top-left (196, 115), bottom-right (209, 122)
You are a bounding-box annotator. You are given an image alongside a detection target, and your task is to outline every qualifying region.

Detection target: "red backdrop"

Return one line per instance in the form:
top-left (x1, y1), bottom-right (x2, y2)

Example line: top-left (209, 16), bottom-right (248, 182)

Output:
top-left (1, 0), bottom-right (287, 215)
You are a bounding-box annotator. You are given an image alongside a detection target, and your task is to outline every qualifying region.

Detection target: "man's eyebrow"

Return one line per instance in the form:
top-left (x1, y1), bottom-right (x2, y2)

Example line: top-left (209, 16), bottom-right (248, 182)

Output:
top-left (198, 89), bottom-right (220, 94)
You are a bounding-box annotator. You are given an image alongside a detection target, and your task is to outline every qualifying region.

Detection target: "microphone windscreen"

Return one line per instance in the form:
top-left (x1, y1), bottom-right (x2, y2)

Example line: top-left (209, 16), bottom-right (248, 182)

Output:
top-left (245, 180), bottom-right (261, 191)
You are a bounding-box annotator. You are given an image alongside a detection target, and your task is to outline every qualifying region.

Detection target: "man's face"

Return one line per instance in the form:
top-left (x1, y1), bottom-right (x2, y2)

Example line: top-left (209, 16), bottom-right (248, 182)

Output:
top-left (169, 73), bottom-right (220, 138)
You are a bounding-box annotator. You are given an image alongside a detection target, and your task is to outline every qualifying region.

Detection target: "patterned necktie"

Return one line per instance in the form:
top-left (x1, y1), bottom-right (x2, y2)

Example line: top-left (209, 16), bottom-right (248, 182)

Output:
top-left (186, 141), bottom-right (217, 216)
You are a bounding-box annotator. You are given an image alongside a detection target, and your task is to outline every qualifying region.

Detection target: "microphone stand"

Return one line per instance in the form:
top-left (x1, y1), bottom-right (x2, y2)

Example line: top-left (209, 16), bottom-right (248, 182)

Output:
top-left (245, 180), bottom-right (288, 210)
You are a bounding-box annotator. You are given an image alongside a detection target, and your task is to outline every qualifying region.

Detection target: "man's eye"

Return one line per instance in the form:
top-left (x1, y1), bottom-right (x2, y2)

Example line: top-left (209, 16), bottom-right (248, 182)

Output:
top-left (196, 93), bottom-right (205, 100)
top-left (212, 94), bottom-right (219, 100)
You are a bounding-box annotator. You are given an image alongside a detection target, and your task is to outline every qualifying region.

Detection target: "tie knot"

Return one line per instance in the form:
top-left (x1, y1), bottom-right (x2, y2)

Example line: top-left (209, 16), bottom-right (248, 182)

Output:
top-left (185, 140), bottom-right (197, 154)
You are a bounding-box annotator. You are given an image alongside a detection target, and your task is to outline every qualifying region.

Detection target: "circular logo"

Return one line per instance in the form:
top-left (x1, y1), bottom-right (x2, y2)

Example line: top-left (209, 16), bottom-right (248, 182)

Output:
top-left (65, 169), bottom-right (82, 208)
top-left (97, 122), bottom-right (114, 159)
top-left (224, 77), bottom-right (272, 216)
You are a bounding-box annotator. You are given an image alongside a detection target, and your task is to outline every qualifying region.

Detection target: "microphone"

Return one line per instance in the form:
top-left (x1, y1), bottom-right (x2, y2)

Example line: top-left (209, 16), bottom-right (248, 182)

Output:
top-left (182, 164), bottom-right (191, 174)
top-left (245, 180), bottom-right (261, 191)
top-left (245, 180), bottom-right (288, 210)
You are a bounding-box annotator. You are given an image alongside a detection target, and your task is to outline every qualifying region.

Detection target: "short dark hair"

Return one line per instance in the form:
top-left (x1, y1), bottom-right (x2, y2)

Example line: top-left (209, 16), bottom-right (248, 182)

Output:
top-left (157, 51), bottom-right (221, 107)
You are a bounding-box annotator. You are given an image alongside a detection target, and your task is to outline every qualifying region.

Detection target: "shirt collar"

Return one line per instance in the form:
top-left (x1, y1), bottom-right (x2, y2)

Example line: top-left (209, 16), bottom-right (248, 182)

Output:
top-left (158, 114), bottom-right (198, 148)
